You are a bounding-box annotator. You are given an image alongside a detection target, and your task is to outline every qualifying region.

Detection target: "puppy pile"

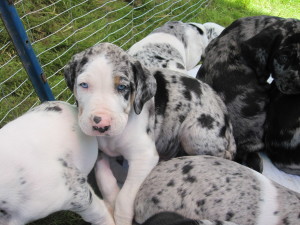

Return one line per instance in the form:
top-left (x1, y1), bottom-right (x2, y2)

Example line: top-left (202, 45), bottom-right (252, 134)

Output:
top-left (1, 16), bottom-right (299, 225)
top-left (63, 41), bottom-right (235, 225)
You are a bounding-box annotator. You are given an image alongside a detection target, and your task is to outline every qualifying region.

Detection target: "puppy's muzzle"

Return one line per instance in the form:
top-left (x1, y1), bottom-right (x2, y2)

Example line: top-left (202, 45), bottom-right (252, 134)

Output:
top-left (93, 125), bottom-right (110, 133)
top-left (91, 115), bottom-right (111, 134)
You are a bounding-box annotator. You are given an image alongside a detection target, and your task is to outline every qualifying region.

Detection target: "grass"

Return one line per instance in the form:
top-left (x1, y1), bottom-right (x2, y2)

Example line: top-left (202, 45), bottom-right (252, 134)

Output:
top-left (0, 0), bottom-right (299, 224)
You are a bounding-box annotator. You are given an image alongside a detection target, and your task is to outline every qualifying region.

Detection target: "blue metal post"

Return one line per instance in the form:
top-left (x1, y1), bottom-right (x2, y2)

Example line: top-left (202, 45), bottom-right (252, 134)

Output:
top-left (0, 0), bottom-right (55, 102)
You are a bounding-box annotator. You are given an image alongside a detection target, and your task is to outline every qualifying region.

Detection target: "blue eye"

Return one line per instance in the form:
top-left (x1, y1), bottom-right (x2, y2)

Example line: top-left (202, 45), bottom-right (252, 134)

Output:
top-left (117, 84), bottom-right (127, 91)
top-left (79, 83), bottom-right (88, 88)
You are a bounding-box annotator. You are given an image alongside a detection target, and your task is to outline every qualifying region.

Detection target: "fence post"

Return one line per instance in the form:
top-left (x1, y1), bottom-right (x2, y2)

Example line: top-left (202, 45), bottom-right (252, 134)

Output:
top-left (0, 0), bottom-right (55, 102)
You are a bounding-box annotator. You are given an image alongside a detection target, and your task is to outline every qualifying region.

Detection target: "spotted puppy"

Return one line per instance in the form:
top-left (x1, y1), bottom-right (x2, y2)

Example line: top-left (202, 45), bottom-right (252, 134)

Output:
top-left (64, 42), bottom-right (236, 225)
top-left (264, 82), bottom-right (300, 175)
top-left (128, 21), bottom-right (224, 72)
top-left (135, 155), bottom-right (300, 225)
top-left (0, 101), bottom-right (114, 225)
top-left (196, 16), bottom-right (300, 172)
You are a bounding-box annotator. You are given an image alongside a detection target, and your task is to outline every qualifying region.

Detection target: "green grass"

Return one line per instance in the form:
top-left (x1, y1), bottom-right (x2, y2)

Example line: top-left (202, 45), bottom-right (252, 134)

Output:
top-left (0, 0), bottom-right (299, 224)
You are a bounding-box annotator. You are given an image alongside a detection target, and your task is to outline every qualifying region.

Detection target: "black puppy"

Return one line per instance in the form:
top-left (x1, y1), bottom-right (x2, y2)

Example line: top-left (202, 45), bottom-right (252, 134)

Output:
top-left (196, 16), bottom-right (300, 172)
top-left (265, 82), bottom-right (300, 175)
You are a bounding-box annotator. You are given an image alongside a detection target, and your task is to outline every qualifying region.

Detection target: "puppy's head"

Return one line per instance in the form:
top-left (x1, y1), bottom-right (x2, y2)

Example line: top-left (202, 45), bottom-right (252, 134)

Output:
top-left (153, 21), bottom-right (209, 70)
top-left (241, 18), bottom-right (300, 94)
top-left (184, 22), bottom-right (209, 70)
top-left (64, 43), bottom-right (156, 136)
top-left (203, 22), bottom-right (225, 42)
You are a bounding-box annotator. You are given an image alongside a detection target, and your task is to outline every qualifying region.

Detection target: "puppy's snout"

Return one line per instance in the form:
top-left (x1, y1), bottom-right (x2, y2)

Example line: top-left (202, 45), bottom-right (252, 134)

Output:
top-left (93, 125), bottom-right (111, 133)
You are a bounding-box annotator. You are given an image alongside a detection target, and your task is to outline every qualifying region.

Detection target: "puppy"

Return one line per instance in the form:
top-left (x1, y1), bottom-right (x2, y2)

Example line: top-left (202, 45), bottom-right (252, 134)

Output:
top-left (264, 82), bottom-right (300, 175)
top-left (196, 16), bottom-right (300, 172)
top-left (64, 42), bottom-right (236, 225)
top-left (0, 101), bottom-right (114, 225)
top-left (134, 155), bottom-right (300, 225)
top-left (128, 21), bottom-right (224, 72)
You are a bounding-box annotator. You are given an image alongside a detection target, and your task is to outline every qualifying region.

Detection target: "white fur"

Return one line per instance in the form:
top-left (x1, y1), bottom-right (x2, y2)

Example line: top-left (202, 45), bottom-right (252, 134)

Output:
top-left (0, 101), bottom-right (114, 225)
top-left (73, 55), bottom-right (159, 225)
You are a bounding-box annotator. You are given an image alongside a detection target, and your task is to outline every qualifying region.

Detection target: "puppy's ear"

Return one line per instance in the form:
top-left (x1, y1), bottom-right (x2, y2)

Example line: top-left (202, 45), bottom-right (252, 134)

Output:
top-left (241, 30), bottom-right (282, 80)
top-left (132, 61), bottom-right (156, 114)
top-left (64, 57), bottom-right (78, 91)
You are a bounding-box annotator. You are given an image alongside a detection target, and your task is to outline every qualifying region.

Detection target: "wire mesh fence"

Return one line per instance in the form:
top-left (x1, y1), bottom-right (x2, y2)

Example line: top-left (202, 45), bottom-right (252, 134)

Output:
top-left (0, 0), bottom-right (211, 128)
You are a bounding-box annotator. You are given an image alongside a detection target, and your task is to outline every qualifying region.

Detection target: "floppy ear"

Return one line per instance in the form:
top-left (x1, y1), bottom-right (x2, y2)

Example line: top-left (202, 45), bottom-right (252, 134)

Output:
top-left (64, 57), bottom-right (78, 91)
top-left (240, 30), bottom-right (282, 80)
top-left (131, 61), bottom-right (156, 114)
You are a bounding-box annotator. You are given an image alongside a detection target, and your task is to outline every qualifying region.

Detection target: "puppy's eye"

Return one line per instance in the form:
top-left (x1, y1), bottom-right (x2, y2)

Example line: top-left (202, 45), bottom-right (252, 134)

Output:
top-left (117, 84), bottom-right (127, 91)
top-left (79, 82), bottom-right (88, 88)
top-left (277, 55), bottom-right (288, 64)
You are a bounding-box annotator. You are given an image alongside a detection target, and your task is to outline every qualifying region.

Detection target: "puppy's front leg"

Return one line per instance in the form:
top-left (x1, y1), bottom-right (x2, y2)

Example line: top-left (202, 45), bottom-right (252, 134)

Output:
top-left (114, 146), bottom-right (159, 225)
top-left (94, 152), bottom-right (120, 215)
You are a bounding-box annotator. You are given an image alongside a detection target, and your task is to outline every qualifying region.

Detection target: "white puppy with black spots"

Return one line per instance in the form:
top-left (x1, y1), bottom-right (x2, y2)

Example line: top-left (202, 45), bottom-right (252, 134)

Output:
top-left (128, 21), bottom-right (224, 72)
top-left (64, 42), bottom-right (235, 225)
top-left (134, 156), bottom-right (300, 225)
top-left (0, 101), bottom-right (114, 225)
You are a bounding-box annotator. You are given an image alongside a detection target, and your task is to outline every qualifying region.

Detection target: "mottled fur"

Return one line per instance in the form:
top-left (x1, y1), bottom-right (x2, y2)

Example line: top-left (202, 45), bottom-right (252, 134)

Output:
top-left (64, 42), bottom-right (235, 225)
top-left (128, 21), bottom-right (224, 72)
top-left (135, 156), bottom-right (300, 225)
top-left (196, 16), bottom-right (300, 172)
top-left (0, 101), bottom-right (114, 225)
top-left (264, 83), bottom-right (300, 175)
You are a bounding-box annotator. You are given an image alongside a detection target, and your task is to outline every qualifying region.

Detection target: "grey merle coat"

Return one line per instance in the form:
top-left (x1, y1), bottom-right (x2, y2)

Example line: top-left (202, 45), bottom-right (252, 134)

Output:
top-left (196, 16), bottom-right (300, 172)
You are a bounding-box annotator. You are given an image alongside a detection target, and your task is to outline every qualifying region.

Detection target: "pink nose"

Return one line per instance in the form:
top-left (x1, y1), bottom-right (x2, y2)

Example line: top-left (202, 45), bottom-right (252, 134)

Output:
top-left (92, 115), bottom-right (111, 133)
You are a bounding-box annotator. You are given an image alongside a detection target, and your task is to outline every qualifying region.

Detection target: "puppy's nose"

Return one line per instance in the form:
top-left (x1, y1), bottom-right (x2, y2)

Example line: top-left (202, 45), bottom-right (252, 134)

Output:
top-left (93, 116), bottom-right (102, 124)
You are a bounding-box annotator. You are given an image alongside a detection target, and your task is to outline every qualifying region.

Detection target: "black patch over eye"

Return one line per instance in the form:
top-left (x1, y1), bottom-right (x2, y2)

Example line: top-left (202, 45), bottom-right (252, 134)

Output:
top-left (277, 55), bottom-right (288, 64)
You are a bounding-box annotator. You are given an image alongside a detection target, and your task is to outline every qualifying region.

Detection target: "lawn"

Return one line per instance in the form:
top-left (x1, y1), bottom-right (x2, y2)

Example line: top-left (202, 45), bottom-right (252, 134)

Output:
top-left (0, 0), bottom-right (299, 224)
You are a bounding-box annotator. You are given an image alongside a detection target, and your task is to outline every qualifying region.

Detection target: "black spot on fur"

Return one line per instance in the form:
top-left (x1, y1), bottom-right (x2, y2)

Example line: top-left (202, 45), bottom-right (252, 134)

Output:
top-left (154, 71), bottom-right (169, 116)
top-left (182, 164), bottom-right (193, 174)
top-left (214, 161), bottom-right (221, 165)
top-left (154, 55), bottom-right (165, 60)
top-left (196, 199), bottom-right (205, 207)
top-left (226, 211), bottom-right (234, 221)
top-left (184, 175), bottom-right (197, 183)
top-left (45, 106), bottom-right (62, 112)
top-left (176, 63), bottom-right (185, 69)
top-left (78, 177), bottom-right (86, 184)
top-left (151, 196), bottom-right (160, 205)
top-left (198, 114), bottom-right (215, 129)
top-left (58, 158), bottom-right (68, 167)
top-left (189, 23), bottom-right (204, 35)
top-left (167, 179), bottom-right (175, 187)
top-left (181, 76), bottom-right (202, 98)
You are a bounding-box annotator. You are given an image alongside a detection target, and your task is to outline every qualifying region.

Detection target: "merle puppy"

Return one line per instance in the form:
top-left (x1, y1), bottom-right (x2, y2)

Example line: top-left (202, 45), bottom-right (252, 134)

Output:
top-left (134, 156), bottom-right (300, 225)
top-left (196, 16), bottom-right (300, 172)
top-left (128, 21), bottom-right (224, 73)
top-left (264, 82), bottom-right (300, 175)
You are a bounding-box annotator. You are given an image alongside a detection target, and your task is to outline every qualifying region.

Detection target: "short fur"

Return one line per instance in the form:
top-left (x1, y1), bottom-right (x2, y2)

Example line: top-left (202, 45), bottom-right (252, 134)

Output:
top-left (0, 101), bottom-right (114, 225)
top-left (264, 82), bottom-right (300, 175)
top-left (135, 156), bottom-right (300, 225)
top-left (64, 43), bottom-right (236, 225)
top-left (128, 21), bottom-right (224, 72)
top-left (196, 16), bottom-right (300, 172)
